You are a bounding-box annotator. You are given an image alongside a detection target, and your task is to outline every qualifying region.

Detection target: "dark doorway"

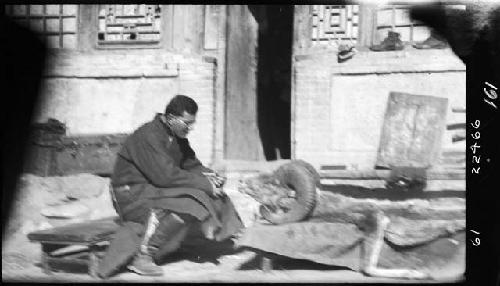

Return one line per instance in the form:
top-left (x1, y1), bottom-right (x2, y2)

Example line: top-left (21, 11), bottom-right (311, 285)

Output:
top-left (225, 6), bottom-right (294, 161)
top-left (251, 5), bottom-right (294, 160)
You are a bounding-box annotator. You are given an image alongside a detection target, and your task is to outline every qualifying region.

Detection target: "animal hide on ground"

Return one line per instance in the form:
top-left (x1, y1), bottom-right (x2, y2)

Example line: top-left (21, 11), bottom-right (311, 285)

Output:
top-left (311, 192), bottom-right (465, 246)
top-left (235, 191), bottom-right (465, 271)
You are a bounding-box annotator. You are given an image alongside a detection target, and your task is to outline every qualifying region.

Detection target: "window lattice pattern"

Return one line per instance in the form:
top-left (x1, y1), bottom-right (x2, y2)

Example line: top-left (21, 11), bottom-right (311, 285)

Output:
top-left (375, 5), bottom-right (430, 44)
top-left (5, 5), bottom-right (78, 49)
top-left (98, 5), bottom-right (161, 45)
top-left (311, 5), bottom-right (359, 47)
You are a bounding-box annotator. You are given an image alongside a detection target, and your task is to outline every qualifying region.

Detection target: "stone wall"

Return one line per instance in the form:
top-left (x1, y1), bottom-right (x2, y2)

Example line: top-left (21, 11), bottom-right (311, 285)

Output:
top-left (293, 48), bottom-right (466, 170)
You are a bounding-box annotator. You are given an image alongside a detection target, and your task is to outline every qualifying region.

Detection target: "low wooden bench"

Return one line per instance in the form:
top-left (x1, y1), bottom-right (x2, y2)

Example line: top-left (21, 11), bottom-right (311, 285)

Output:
top-left (27, 216), bottom-right (121, 277)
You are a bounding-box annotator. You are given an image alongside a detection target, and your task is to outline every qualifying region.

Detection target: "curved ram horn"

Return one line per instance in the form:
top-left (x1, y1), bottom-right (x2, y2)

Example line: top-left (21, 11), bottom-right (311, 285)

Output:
top-left (260, 161), bottom-right (319, 224)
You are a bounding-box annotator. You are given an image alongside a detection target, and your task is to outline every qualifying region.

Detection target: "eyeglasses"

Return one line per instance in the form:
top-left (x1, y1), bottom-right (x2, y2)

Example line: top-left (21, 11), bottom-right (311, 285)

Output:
top-left (167, 114), bottom-right (196, 128)
top-left (177, 118), bottom-right (195, 128)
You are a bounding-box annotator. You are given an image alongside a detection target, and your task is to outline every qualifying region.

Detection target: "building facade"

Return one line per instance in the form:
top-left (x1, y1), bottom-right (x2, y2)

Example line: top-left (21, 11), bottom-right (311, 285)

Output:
top-left (7, 4), bottom-right (465, 174)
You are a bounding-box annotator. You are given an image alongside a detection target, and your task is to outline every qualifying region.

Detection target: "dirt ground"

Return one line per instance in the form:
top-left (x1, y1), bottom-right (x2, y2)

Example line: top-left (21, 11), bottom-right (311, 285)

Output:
top-left (2, 173), bottom-right (464, 283)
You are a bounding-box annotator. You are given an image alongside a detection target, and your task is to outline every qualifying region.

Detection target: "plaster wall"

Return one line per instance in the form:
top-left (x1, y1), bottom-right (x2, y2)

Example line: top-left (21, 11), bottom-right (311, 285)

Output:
top-left (33, 50), bottom-right (216, 165)
top-left (293, 49), bottom-right (466, 170)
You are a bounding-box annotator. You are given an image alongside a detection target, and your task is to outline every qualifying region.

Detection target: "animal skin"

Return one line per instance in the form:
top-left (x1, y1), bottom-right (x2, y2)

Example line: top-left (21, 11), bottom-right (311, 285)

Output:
top-left (239, 160), bottom-right (320, 224)
top-left (238, 161), bottom-right (433, 279)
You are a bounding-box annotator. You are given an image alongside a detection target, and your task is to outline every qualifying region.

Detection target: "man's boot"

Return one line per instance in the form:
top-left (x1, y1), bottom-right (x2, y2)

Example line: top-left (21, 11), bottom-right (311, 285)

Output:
top-left (127, 209), bottom-right (164, 276)
top-left (127, 251), bottom-right (163, 276)
top-left (370, 31), bottom-right (405, 51)
top-left (413, 29), bottom-right (448, 49)
top-left (149, 212), bottom-right (194, 263)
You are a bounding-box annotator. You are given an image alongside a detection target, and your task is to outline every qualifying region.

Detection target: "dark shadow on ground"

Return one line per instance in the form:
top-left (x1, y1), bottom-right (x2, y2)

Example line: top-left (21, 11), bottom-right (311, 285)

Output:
top-left (237, 248), bottom-right (351, 271)
top-left (320, 184), bottom-right (464, 201)
top-left (155, 235), bottom-right (241, 266)
top-left (35, 261), bottom-right (90, 275)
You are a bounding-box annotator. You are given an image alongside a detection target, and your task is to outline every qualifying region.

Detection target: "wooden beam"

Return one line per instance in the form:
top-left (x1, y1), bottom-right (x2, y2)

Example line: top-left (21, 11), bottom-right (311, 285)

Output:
top-left (292, 5), bottom-right (312, 56)
top-left (204, 5), bottom-right (219, 50)
top-left (161, 5), bottom-right (174, 50)
top-left (77, 5), bottom-right (98, 51)
top-left (357, 3), bottom-right (378, 48)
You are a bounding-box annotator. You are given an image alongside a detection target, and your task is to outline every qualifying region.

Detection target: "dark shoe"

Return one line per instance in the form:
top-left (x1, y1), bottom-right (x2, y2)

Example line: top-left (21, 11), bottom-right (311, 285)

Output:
top-left (413, 32), bottom-right (447, 49)
top-left (337, 44), bottom-right (357, 63)
top-left (370, 31), bottom-right (404, 51)
top-left (127, 253), bottom-right (163, 276)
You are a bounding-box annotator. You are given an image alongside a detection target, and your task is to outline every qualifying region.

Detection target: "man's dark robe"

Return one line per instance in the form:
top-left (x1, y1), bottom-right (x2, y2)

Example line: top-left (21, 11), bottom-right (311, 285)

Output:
top-left (98, 114), bottom-right (243, 278)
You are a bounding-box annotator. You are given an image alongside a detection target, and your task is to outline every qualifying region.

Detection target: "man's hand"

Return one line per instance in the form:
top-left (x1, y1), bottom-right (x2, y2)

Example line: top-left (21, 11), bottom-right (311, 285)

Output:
top-left (203, 172), bottom-right (226, 188)
top-left (208, 181), bottom-right (225, 198)
top-left (211, 186), bottom-right (226, 198)
top-left (203, 172), bottom-right (226, 197)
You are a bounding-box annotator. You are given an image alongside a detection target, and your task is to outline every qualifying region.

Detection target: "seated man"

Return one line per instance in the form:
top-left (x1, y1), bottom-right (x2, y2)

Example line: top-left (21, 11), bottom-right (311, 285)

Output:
top-left (105, 94), bottom-right (244, 276)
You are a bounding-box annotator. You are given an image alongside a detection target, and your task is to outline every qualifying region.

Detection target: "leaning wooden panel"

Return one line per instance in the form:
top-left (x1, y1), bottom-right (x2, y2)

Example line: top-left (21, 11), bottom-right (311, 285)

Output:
top-left (376, 92), bottom-right (448, 168)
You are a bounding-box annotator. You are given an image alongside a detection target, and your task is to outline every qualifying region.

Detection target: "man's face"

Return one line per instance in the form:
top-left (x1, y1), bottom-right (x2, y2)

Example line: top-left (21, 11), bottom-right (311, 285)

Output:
top-left (167, 111), bottom-right (196, 138)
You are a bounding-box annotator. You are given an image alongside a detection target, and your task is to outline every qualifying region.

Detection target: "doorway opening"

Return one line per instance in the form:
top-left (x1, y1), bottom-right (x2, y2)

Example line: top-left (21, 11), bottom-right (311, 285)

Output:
top-left (251, 5), bottom-right (294, 160)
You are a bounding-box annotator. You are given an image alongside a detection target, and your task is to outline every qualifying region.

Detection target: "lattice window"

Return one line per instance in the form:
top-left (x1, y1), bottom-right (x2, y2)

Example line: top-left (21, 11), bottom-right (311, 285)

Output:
top-left (5, 5), bottom-right (78, 49)
top-left (375, 5), bottom-right (430, 44)
top-left (311, 5), bottom-right (359, 47)
top-left (98, 5), bottom-right (161, 45)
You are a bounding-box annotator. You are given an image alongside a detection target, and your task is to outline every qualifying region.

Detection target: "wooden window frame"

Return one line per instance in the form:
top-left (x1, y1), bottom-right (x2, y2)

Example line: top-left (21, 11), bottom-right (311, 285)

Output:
top-left (5, 4), bottom-right (79, 50)
top-left (77, 4), bottom-right (173, 51)
top-left (310, 5), bottom-right (360, 47)
top-left (372, 5), bottom-right (432, 46)
top-left (297, 4), bottom-right (440, 53)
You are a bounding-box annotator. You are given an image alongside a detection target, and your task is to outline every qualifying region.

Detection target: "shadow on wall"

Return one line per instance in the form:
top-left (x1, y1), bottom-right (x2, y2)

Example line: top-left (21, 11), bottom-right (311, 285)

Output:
top-left (2, 14), bottom-right (47, 239)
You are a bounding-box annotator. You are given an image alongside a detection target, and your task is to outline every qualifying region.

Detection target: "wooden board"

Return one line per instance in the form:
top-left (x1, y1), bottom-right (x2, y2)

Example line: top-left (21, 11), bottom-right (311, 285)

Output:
top-left (28, 217), bottom-right (120, 244)
top-left (224, 5), bottom-right (265, 161)
top-left (376, 92), bottom-right (448, 168)
top-left (204, 5), bottom-right (219, 50)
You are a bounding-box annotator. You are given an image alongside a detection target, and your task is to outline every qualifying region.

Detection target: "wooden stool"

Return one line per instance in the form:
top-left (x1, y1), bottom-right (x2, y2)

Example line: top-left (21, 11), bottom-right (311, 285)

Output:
top-left (27, 216), bottom-right (120, 277)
